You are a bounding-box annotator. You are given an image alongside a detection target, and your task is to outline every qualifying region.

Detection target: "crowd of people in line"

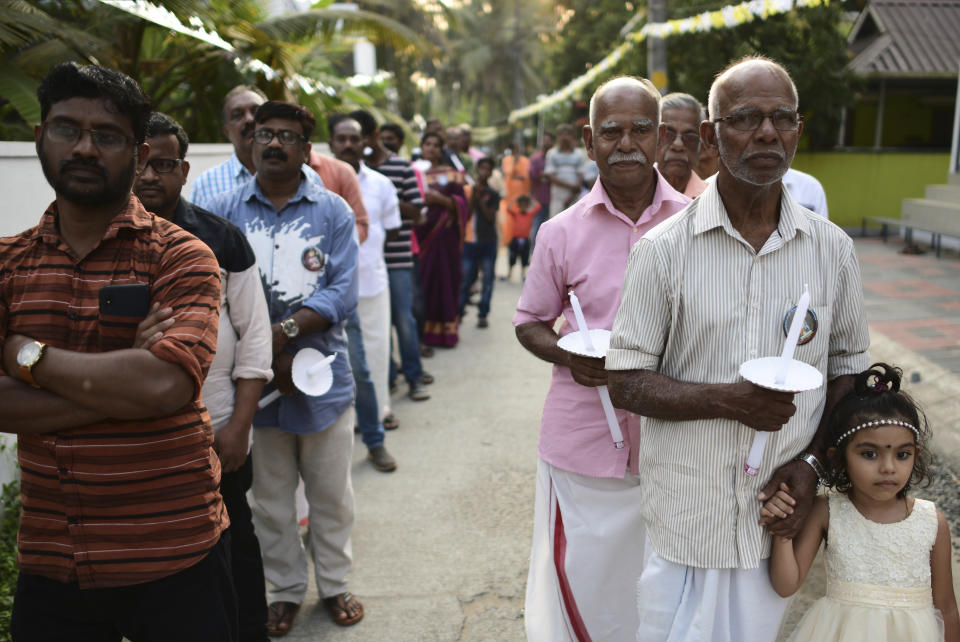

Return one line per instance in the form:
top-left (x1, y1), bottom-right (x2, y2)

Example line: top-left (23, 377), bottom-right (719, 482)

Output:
top-left (0, 54), bottom-right (957, 642)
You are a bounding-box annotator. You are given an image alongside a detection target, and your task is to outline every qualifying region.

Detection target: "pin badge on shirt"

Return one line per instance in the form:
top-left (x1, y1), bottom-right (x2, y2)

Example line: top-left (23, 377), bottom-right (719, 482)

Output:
top-left (302, 246), bottom-right (326, 273)
top-left (783, 306), bottom-right (818, 345)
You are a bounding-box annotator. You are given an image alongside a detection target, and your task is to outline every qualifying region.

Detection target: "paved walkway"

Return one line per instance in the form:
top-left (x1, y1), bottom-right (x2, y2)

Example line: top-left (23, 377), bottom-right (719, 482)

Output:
top-left (277, 237), bottom-right (960, 641)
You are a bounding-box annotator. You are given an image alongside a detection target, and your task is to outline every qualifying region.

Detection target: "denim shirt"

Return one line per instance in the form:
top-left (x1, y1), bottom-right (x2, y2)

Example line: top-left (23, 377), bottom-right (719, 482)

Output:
top-left (208, 173), bottom-right (359, 433)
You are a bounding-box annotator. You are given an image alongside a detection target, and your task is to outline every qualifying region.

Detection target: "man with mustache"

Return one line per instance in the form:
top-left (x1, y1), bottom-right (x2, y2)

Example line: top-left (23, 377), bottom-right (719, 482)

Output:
top-left (206, 100), bottom-right (363, 636)
top-left (1, 63), bottom-right (234, 640)
top-left (513, 76), bottom-right (689, 642)
top-left (607, 57), bottom-right (869, 641)
top-left (134, 112), bottom-right (273, 642)
top-left (190, 86), bottom-right (370, 243)
top-left (656, 92), bottom-right (709, 198)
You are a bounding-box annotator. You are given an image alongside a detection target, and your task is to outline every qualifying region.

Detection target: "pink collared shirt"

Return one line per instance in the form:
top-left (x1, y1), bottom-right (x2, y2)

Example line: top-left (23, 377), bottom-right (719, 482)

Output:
top-left (683, 170), bottom-right (708, 199)
top-left (513, 169), bottom-right (689, 478)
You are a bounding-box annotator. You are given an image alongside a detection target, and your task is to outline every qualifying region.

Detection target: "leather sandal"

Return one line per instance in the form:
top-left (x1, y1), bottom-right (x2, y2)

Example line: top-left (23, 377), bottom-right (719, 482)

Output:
top-left (323, 591), bottom-right (364, 626)
top-left (266, 601), bottom-right (300, 637)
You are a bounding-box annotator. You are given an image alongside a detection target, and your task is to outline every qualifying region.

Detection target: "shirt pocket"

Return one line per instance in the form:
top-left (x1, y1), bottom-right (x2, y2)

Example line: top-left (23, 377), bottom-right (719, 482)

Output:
top-left (784, 298), bottom-right (831, 371)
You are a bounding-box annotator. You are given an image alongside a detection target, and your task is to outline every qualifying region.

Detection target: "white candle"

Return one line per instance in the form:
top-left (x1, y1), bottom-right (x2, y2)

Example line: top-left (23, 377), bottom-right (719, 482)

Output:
top-left (568, 290), bottom-right (624, 449)
top-left (568, 291), bottom-right (596, 354)
top-left (775, 284), bottom-right (810, 386)
top-left (307, 352), bottom-right (336, 376)
top-left (744, 285), bottom-right (809, 476)
top-left (257, 388), bottom-right (282, 409)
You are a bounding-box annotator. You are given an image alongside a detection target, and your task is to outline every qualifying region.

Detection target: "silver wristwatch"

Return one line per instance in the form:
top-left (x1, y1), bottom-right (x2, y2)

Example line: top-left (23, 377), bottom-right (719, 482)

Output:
top-left (280, 317), bottom-right (300, 339)
top-left (793, 452), bottom-right (828, 486)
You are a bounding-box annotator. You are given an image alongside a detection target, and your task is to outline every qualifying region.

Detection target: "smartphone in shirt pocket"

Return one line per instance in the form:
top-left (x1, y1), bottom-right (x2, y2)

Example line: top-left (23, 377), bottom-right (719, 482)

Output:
top-left (98, 283), bottom-right (150, 350)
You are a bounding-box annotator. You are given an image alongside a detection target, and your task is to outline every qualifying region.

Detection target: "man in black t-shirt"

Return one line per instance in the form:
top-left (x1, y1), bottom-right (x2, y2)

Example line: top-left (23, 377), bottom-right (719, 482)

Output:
top-left (459, 157), bottom-right (500, 328)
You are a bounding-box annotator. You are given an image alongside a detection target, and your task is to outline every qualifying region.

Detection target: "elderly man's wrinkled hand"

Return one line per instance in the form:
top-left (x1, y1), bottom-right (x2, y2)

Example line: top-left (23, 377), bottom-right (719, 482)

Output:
top-left (727, 381), bottom-right (796, 431)
top-left (566, 353), bottom-right (607, 388)
top-left (758, 460), bottom-right (818, 538)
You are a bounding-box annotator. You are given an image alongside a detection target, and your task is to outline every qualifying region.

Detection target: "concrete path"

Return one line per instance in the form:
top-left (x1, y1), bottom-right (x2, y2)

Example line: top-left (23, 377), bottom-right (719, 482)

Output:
top-left (277, 238), bottom-right (960, 641)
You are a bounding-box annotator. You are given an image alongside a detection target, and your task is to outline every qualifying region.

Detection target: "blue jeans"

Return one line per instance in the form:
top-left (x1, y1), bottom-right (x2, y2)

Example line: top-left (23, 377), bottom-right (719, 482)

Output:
top-left (387, 267), bottom-right (423, 387)
top-left (459, 241), bottom-right (497, 318)
top-left (529, 208), bottom-right (548, 252)
top-left (345, 310), bottom-right (384, 449)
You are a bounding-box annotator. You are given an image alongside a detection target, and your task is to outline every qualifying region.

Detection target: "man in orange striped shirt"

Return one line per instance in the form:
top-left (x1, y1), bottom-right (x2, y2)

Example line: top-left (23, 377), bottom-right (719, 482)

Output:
top-left (0, 63), bottom-right (235, 641)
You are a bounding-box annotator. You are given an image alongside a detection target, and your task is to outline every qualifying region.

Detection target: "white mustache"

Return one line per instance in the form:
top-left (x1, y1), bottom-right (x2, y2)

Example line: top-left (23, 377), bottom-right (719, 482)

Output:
top-left (607, 150), bottom-right (648, 164)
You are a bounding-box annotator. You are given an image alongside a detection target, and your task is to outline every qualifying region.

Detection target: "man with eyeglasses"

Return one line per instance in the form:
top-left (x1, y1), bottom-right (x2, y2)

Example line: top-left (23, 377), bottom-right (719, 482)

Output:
top-left (190, 86), bottom-right (370, 243)
top-left (515, 76), bottom-right (689, 642)
top-left (1, 62), bottom-right (237, 640)
top-left (206, 101), bottom-right (363, 636)
top-left (607, 56), bottom-right (870, 642)
top-left (134, 112), bottom-right (273, 642)
top-left (656, 92), bottom-right (709, 198)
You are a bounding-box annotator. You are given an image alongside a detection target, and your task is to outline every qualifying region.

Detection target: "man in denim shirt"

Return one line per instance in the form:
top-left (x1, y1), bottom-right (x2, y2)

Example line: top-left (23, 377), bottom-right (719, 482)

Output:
top-left (208, 101), bottom-right (363, 636)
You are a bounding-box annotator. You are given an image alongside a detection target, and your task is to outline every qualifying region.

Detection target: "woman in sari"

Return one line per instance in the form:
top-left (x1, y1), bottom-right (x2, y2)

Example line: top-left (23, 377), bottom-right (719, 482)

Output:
top-left (414, 131), bottom-right (468, 347)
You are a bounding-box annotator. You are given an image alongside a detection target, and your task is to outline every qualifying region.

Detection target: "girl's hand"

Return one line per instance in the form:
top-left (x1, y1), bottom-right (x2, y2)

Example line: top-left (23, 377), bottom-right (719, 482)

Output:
top-left (759, 482), bottom-right (796, 521)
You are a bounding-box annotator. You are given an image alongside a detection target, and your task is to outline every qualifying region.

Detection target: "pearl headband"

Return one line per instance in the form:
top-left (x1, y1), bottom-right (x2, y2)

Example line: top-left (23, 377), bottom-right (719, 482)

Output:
top-left (835, 419), bottom-right (918, 446)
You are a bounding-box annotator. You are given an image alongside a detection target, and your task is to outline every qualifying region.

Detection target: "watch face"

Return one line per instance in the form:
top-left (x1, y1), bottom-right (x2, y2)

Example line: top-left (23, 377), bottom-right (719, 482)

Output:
top-left (17, 342), bottom-right (41, 366)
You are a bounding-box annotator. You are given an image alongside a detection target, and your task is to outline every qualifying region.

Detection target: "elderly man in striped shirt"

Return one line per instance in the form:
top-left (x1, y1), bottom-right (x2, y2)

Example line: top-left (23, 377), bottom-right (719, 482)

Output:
top-left (514, 76), bottom-right (689, 642)
top-left (607, 56), bottom-right (870, 642)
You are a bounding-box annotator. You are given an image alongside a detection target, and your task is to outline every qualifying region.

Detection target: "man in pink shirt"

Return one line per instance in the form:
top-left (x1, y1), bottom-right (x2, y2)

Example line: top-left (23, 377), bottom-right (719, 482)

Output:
top-left (513, 76), bottom-right (690, 642)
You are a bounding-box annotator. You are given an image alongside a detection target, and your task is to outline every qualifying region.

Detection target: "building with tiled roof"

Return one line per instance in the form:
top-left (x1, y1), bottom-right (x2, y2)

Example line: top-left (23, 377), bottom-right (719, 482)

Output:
top-left (842, 0), bottom-right (959, 149)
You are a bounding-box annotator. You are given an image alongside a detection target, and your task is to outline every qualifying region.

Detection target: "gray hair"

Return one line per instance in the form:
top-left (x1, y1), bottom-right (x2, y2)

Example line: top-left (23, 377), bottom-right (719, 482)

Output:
top-left (707, 56), bottom-right (797, 120)
top-left (660, 92), bottom-right (706, 123)
top-left (588, 76), bottom-right (662, 129)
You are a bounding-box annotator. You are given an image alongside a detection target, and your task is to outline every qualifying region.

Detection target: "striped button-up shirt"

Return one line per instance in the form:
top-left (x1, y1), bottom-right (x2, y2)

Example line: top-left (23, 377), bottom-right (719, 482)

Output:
top-left (0, 196), bottom-right (227, 588)
top-left (607, 180), bottom-right (870, 569)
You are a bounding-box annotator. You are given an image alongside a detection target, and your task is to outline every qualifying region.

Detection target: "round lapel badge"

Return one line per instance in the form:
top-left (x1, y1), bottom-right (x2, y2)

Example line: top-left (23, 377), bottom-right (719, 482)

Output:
top-left (301, 247), bottom-right (325, 272)
top-left (783, 306), bottom-right (818, 345)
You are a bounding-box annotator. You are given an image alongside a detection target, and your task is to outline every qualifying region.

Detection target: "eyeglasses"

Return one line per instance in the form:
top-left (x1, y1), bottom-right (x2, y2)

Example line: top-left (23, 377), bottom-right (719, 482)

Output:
top-left (145, 158), bottom-right (183, 174)
top-left (661, 128), bottom-right (700, 150)
top-left (43, 122), bottom-right (134, 151)
top-left (712, 108), bottom-right (802, 132)
top-left (252, 128), bottom-right (306, 146)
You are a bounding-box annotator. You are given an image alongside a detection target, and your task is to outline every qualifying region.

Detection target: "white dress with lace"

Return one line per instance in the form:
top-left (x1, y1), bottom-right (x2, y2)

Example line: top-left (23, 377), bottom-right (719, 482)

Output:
top-left (788, 493), bottom-right (944, 641)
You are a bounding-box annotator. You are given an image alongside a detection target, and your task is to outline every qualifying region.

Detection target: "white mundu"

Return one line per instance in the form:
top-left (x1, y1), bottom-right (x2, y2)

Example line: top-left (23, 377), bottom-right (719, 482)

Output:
top-left (525, 461), bottom-right (645, 642)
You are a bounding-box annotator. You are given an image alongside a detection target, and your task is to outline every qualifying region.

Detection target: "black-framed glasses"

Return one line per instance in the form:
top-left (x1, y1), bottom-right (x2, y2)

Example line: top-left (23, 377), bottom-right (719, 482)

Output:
top-left (661, 128), bottom-right (700, 150)
top-left (145, 158), bottom-right (183, 174)
top-left (43, 122), bottom-right (134, 151)
top-left (712, 108), bottom-right (802, 132)
top-left (252, 128), bottom-right (306, 146)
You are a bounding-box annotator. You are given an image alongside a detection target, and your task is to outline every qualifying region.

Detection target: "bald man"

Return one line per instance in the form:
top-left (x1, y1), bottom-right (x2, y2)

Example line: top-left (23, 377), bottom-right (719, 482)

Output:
top-left (514, 76), bottom-right (689, 642)
top-left (607, 57), bottom-right (869, 641)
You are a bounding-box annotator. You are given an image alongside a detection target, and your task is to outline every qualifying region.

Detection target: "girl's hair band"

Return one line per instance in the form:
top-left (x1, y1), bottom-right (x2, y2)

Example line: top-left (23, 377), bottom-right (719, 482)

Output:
top-left (835, 419), bottom-right (919, 446)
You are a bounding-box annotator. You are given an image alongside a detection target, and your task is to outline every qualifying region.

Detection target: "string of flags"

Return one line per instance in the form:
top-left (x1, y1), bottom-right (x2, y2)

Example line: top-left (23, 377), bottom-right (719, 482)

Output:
top-left (508, 0), bottom-right (830, 123)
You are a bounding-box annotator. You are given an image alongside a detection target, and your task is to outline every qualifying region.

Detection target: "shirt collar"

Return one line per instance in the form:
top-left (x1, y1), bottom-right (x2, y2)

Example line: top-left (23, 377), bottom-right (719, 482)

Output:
top-left (242, 171), bottom-right (320, 208)
top-left (171, 197), bottom-right (196, 229)
top-left (579, 167), bottom-right (687, 225)
top-left (693, 177), bottom-right (812, 242)
top-left (228, 153), bottom-right (253, 182)
top-left (37, 194), bottom-right (152, 247)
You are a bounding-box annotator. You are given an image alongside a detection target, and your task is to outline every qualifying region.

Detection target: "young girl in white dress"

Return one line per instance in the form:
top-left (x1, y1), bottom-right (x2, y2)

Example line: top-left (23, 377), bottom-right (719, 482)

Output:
top-left (763, 363), bottom-right (960, 642)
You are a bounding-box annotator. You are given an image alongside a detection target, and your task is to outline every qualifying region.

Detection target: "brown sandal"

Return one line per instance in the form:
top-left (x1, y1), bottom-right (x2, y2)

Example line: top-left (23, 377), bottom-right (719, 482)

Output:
top-left (266, 601), bottom-right (300, 637)
top-left (323, 591), bottom-right (364, 626)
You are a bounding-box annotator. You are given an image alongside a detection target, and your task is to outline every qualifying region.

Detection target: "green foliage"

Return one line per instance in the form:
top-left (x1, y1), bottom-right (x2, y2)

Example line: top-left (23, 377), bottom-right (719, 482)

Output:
top-left (538, 0), bottom-right (857, 149)
top-left (0, 0), bottom-right (430, 142)
top-left (0, 477), bottom-right (20, 642)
